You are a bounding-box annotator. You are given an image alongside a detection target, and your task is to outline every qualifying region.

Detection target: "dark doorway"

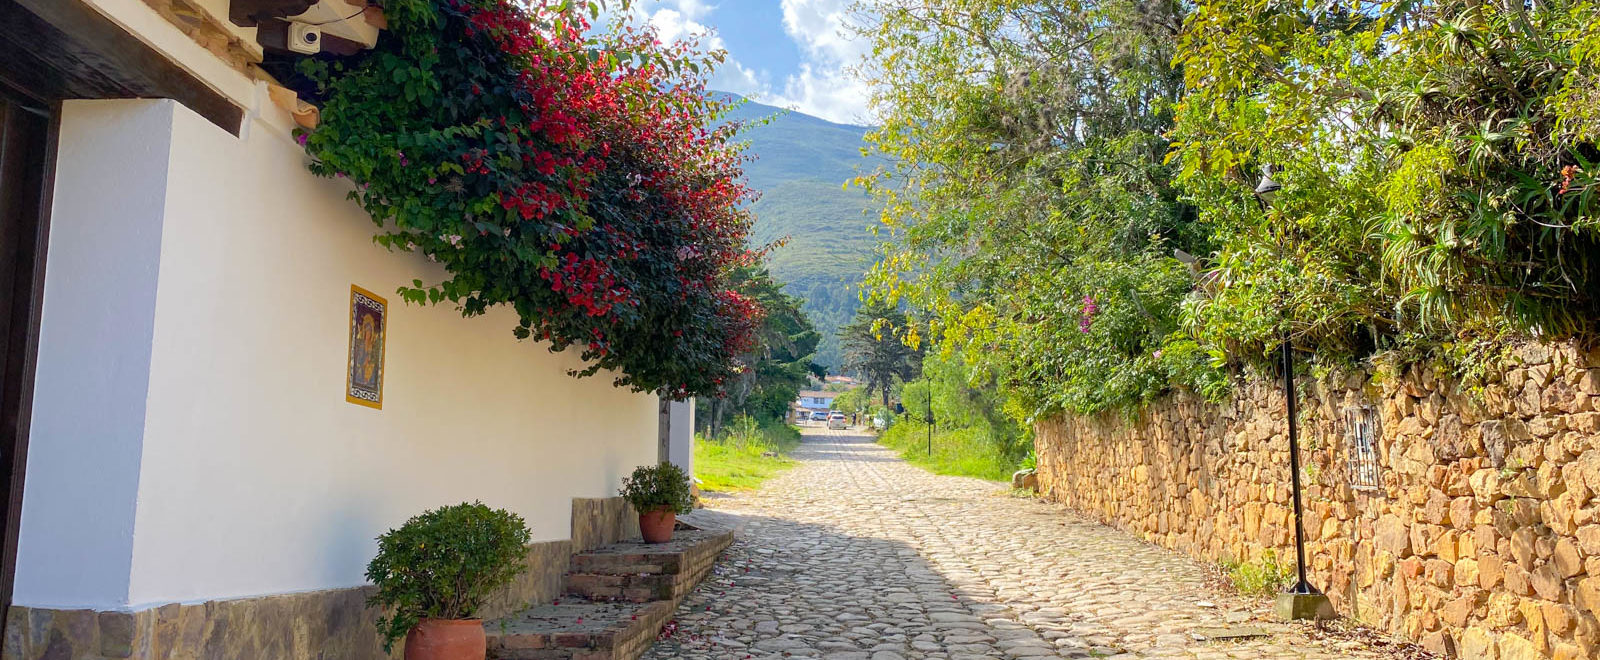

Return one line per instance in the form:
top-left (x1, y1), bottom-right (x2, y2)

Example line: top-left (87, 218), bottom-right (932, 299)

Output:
top-left (0, 84), bottom-right (50, 621)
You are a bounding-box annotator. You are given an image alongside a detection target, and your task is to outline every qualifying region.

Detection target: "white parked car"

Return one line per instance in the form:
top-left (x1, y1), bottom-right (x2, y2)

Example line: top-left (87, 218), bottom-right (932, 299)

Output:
top-left (827, 412), bottom-right (848, 429)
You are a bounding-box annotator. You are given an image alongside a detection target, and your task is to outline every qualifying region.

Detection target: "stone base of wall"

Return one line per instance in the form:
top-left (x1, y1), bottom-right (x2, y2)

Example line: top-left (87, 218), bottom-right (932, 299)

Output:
top-left (6, 587), bottom-right (388, 660)
top-left (571, 497), bottom-right (639, 552)
top-left (1035, 342), bottom-right (1600, 659)
top-left (3, 497), bottom-right (637, 660)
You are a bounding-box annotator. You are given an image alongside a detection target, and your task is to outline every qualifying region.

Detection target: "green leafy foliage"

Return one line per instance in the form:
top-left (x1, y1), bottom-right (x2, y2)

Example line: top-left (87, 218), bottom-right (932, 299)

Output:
top-left (829, 384), bottom-right (871, 414)
top-left (852, 0), bottom-right (1218, 418)
top-left (619, 462), bottom-right (695, 514)
top-left (1172, 0), bottom-right (1600, 365)
top-left (854, 0), bottom-right (1600, 420)
top-left (297, 0), bottom-right (761, 398)
top-left (879, 424), bottom-right (1018, 482)
top-left (698, 266), bottom-right (822, 434)
top-left (365, 502), bottom-right (532, 651)
top-left (883, 353), bottom-right (1031, 480)
top-left (1222, 550), bottom-right (1295, 597)
top-left (839, 299), bottom-right (924, 407)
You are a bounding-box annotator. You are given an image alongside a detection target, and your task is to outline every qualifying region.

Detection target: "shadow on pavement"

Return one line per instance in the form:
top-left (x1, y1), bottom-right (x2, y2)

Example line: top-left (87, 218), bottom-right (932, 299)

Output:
top-left (645, 507), bottom-right (1112, 659)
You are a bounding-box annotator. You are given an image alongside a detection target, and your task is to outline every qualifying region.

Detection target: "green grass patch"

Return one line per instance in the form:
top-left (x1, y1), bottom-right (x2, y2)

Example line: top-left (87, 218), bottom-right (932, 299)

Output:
top-left (877, 421), bottom-right (1020, 482)
top-left (1221, 550), bottom-right (1294, 597)
top-left (693, 417), bottom-right (801, 493)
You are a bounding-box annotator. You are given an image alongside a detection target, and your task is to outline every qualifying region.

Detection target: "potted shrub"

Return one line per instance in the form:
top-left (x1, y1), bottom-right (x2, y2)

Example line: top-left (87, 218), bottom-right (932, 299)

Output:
top-left (366, 502), bottom-right (531, 660)
top-left (620, 462), bottom-right (694, 543)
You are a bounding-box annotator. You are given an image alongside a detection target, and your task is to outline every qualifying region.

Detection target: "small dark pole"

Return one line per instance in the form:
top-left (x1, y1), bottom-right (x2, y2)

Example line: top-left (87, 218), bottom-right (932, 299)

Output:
top-left (1258, 167), bottom-right (1322, 602)
top-left (1281, 332), bottom-right (1317, 595)
top-left (926, 391), bottom-right (934, 456)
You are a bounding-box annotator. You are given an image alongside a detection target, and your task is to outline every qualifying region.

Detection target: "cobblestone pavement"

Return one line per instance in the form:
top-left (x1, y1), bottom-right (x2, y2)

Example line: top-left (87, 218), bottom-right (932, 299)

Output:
top-left (645, 427), bottom-right (1394, 660)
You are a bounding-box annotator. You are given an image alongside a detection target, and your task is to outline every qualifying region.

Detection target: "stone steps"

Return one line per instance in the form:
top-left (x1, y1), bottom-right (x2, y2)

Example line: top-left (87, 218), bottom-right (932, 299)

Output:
top-left (484, 597), bottom-right (674, 660)
top-left (564, 528), bottom-right (730, 603)
top-left (485, 520), bottom-right (734, 660)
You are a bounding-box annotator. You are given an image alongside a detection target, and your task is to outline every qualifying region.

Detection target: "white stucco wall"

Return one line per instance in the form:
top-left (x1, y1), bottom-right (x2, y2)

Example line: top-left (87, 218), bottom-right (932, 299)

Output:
top-left (11, 100), bottom-right (175, 609)
top-left (15, 98), bottom-right (659, 610)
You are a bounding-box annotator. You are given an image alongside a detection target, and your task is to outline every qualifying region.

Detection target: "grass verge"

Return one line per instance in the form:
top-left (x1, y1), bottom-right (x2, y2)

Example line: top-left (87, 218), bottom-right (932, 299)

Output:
top-left (693, 418), bottom-right (801, 493)
top-left (876, 420), bottom-right (1020, 482)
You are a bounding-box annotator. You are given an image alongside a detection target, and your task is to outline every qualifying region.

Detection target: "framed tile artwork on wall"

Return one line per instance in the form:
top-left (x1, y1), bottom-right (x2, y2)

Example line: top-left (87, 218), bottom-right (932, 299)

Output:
top-left (346, 284), bottom-right (387, 409)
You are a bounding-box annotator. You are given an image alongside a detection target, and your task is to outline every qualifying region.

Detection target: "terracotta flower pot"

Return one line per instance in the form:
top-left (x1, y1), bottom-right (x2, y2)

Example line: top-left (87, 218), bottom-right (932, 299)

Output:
top-left (404, 618), bottom-right (485, 660)
top-left (639, 507), bottom-right (676, 544)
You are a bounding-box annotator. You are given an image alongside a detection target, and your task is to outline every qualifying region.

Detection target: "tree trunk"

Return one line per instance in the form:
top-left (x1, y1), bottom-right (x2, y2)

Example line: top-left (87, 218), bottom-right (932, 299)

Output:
top-left (710, 397), bottom-right (726, 437)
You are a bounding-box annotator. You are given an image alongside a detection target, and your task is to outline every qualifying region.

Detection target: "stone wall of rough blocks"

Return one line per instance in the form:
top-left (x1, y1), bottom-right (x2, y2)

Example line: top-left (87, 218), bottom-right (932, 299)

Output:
top-left (1033, 341), bottom-right (1600, 659)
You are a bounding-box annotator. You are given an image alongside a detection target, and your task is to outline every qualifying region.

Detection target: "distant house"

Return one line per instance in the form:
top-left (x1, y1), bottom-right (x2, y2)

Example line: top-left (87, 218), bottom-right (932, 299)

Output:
top-left (794, 390), bottom-right (837, 419)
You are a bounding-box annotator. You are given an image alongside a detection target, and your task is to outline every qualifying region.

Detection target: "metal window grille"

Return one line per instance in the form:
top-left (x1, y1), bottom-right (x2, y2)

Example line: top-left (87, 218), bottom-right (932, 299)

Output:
top-left (1344, 405), bottom-right (1382, 491)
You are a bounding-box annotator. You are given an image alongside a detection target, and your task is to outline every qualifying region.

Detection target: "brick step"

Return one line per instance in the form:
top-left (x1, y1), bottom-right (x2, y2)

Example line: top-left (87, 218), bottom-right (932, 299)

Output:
top-left (563, 571), bottom-right (677, 603)
top-left (484, 597), bottom-right (674, 660)
top-left (486, 520), bottom-right (735, 660)
top-left (567, 528), bottom-right (732, 577)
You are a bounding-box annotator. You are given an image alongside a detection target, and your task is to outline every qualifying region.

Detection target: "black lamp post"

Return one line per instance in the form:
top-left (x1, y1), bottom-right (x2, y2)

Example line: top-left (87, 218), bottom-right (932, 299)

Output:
top-left (1255, 168), bottom-right (1331, 619)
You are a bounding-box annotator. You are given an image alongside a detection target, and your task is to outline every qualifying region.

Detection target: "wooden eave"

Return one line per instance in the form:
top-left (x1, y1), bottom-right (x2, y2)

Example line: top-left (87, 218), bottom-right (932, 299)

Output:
top-left (1, 0), bottom-right (244, 134)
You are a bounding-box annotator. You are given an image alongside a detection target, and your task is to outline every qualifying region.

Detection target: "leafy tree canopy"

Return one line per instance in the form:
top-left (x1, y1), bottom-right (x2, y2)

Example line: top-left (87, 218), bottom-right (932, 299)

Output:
top-left (1173, 0), bottom-right (1600, 366)
top-left (699, 266), bottom-right (822, 433)
top-left (852, 0), bottom-right (1220, 417)
top-left (840, 299), bottom-right (925, 407)
top-left (855, 0), bottom-right (1600, 417)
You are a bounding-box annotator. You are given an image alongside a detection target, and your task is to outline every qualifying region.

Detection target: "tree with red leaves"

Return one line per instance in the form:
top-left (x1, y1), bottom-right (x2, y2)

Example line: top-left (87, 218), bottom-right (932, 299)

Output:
top-left (300, 0), bottom-right (762, 398)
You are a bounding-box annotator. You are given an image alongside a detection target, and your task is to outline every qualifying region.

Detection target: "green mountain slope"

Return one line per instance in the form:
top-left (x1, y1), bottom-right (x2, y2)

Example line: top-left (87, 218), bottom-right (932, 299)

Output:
top-left (721, 94), bottom-right (879, 372)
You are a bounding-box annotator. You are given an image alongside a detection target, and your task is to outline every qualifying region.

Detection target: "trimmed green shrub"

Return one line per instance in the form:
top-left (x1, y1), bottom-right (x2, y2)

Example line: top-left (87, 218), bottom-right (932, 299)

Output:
top-left (366, 502), bottom-right (532, 651)
top-left (619, 462), bottom-right (694, 514)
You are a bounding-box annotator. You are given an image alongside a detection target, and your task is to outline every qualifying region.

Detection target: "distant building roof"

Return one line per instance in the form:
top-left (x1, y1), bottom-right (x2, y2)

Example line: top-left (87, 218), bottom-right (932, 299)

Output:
top-left (797, 390), bottom-right (836, 399)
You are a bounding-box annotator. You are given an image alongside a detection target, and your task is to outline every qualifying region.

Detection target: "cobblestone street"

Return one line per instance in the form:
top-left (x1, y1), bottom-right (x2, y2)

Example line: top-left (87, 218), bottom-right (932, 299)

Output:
top-left (646, 427), bottom-right (1396, 660)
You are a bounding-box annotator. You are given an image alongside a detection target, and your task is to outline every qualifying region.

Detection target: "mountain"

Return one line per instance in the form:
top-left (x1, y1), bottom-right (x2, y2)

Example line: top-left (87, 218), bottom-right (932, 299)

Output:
top-left (719, 94), bottom-right (880, 372)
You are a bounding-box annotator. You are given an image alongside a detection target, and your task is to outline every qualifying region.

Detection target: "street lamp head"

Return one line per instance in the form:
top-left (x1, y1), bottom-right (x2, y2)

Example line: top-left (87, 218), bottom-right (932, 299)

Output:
top-left (1254, 165), bottom-right (1282, 206)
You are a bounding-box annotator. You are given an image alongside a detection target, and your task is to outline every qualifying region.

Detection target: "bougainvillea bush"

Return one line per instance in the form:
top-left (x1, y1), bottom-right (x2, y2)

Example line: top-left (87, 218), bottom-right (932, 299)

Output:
top-left (299, 0), bottom-right (761, 398)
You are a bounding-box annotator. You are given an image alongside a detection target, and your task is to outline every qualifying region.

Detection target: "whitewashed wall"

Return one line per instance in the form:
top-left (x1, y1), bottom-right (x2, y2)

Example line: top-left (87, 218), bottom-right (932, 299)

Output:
top-left (15, 97), bottom-right (659, 611)
top-left (10, 100), bottom-right (174, 609)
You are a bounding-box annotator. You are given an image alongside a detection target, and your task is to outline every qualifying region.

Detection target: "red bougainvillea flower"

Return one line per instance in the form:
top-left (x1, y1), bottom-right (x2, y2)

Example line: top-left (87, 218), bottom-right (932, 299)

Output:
top-left (300, 0), bottom-right (762, 398)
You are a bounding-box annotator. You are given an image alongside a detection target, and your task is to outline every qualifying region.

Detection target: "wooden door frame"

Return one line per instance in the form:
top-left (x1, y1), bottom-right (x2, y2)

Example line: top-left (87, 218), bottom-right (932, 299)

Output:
top-left (0, 86), bottom-right (56, 639)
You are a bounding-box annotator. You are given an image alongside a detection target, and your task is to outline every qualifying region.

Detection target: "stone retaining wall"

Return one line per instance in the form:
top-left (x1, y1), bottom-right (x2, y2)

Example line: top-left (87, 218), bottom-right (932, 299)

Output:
top-left (1035, 342), bottom-right (1600, 659)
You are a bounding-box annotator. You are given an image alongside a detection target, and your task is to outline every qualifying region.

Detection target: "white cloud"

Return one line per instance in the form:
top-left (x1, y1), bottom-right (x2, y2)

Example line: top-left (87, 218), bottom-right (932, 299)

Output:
top-left (645, 8), bottom-right (700, 45)
top-left (596, 0), bottom-right (874, 126)
top-left (597, 1), bottom-right (774, 102)
top-left (767, 64), bottom-right (873, 126)
top-left (780, 0), bottom-right (859, 62)
top-left (764, 0), bottom-right (872, 125)
top-left (666, 0), bottom-right (714, 20)
top-left (711, 59), bottom-right (771, 98)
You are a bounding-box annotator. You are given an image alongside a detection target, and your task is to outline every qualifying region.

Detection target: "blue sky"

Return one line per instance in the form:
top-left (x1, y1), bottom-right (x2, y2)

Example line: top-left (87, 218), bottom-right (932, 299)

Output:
top-left (605, 0), bottom-right (873, 126)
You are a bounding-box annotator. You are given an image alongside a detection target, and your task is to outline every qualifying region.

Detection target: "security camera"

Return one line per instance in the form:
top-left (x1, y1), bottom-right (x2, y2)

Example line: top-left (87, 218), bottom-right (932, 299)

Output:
top-left (287, 22), bottom-right (322, 55)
